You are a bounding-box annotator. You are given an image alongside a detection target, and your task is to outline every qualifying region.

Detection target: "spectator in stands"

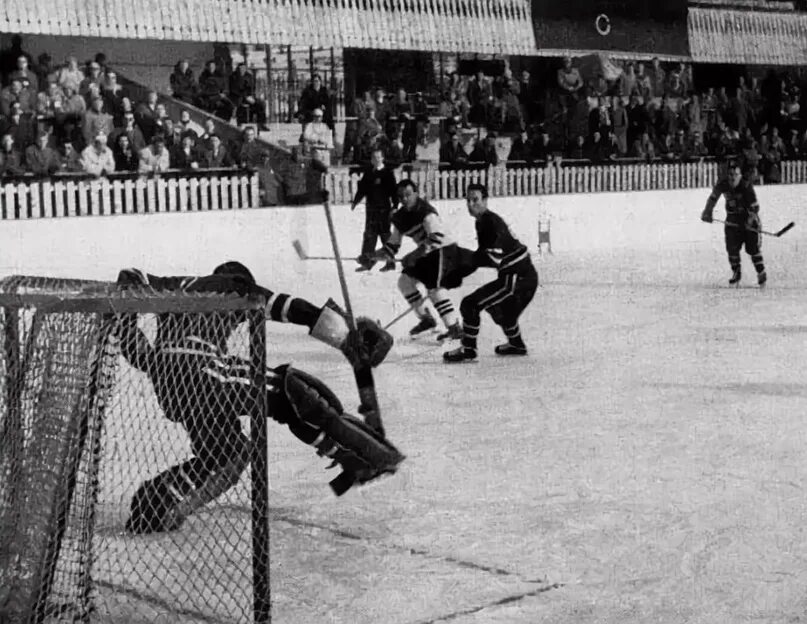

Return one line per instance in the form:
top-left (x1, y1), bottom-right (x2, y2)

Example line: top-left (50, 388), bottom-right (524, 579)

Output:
top-left (686, 130), bottom-right (709, 161)
top-left (197, 60), bottom-right (233, 122)
top-left (611, 96), bottom-right (628, 155)
top-left (0, 35), bottom-right (33, 83)
top-left (57, 56), bottom-right (84, 94)
top-left (82, 96), bottom-right (114, 147)
top-left (618, 63), bottom-right (637, 98)
top-left (730, 87), bottom-right (749, 134)
top-left (35, 53), bottom-right (58, 89)
top-left (151, 103), bottom-right (171, 142)
top-left (532, 129), bottom-right (554, 163)
top-left (631, 131), bottom-right (656, 161)
top-left (589, 96), bottom-right (612, 139)
top-left (297, 74), bottom-right (332, 128)
top-left (657, 96), bottom-right (680, 139)
top-left (635, 63), bottom-right (652, 101)
top-left (135, 90), bottom-right (161, 142)
top-left (200, 133), bottom-right (234, 168)
top-left (60, 142), bottom-right (83, 172)
top-left (170, 132), bottom-right (200, 170)
top-left (557, 57), bottom-right (583, 107)
top-left (468, 132), bottom-right (498, 170)
top-left (506, 128), bottom-right (534, 169)
top-left (439, 89), bottom-right (468, 129)
top-left (280, 145), bottom-right (327, 205)
top-left (81, 132), bottom-right (115, 176)
top-left (176, 110), bottom-right (197, 139)
top-left (110, 111), bottom-right (146, 153)
top-left (170, 59), bottom-right (198, 103)
top-left (79, 61), bottom-right (104, 100)
top-left (371, 88), bottom-right (390, 134)
top-left (518, 69), bottom-right (538, 127)
top-left (113, 133), bottom-right (139, 172)
top-left (102, 70), bottom-right (127, 119)
top-left (229, 63), bottom-right (268, 130)
top-left (568, 134), bottom-right (586, 160)
top-left (36, 80), bottom-right (64, 119)
top-left (679, 63), bottom-right (694, 97)
top-left (467, 70), bottom-right (492, 126)
top-left (438, 131), bottom-right (468, 171)
top-left (0, 100), bottom-right (36, 149)
top-left (93, 53), bottom-right (109, 75)
top-left (301, 106), bottom-right (334, 167)
top-left (138, 135), bottom-right (170, 174)
top-left (162, 118), bottom-right (182, 149)
top-left (198, 117), bottom-right (218, 151)
top-left (8, 55), bottom-right (38, 93)
top-left (238, 125), bottom-right (267, 169)
top-left (0, 78), bottom-right (33, 116)
top-left (24, 130), bottom-right (61, 176)
top-left (0, 133), bottom-right (23, 177)
top-left (648, 57), bottom-right (666, 99)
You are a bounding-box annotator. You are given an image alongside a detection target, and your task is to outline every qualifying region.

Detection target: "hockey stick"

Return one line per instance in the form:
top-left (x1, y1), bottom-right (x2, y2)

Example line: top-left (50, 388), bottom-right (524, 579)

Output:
top-left (713, 219), bottom-right (796, 238)
top-left (384, 307), bottom-right (414, 330)
top-left (321, 196), bottom-right (386, 437)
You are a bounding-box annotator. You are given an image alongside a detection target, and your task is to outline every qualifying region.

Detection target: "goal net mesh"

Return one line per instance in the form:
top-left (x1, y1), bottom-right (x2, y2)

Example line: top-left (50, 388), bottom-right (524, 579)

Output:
top-left (0, 276), bottom-right (270, 624)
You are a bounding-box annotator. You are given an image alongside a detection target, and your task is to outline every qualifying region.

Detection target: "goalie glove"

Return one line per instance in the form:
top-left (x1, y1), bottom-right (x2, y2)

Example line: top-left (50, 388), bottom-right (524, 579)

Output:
top-left (310, 299), bottom-right (393, 368)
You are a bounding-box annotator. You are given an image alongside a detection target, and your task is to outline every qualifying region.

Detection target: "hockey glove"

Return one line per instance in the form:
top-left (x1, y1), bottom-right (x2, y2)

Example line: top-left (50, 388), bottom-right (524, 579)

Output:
top-left (746, 212), bottom-right (761, 231)
top-left (700, 209), bottom-right (713, 223)
top-left (310, 299), bottom-right (394, 368)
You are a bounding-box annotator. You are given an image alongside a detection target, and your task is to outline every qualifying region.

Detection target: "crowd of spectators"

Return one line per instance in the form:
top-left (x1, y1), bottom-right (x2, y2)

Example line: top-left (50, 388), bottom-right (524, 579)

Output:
top-left (427, 56), bottom-right (807, 182)
top-left (0, 38), bottom-right (274, 180)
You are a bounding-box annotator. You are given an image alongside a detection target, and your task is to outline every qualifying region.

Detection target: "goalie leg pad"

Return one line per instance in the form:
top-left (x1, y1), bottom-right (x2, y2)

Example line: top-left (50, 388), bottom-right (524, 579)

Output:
top-left (284, 367), bottom-right (404, 472)
top-left (125, 446), bottom-right (249, 535)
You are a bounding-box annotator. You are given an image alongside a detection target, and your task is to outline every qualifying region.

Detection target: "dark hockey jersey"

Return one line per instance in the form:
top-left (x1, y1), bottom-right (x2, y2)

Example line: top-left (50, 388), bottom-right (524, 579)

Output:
top-left (707, 179), bottom-right (759, 224)
top-left (473, 210), bottom-right (531, 275)
top-left (383, 198), bottom-right (455, 257)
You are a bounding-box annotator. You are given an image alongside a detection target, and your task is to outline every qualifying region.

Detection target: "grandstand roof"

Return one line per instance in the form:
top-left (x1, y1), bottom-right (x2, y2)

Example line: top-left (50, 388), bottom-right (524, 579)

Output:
top-left (688, 6), bottom-right (807, 64)
top-left (0, 0), bottom-right (536, 56)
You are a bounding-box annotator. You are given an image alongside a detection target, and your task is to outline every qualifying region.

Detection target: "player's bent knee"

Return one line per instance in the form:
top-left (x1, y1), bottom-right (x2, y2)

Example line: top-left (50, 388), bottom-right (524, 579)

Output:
top-left (284, 367), bottom-right (344, 427)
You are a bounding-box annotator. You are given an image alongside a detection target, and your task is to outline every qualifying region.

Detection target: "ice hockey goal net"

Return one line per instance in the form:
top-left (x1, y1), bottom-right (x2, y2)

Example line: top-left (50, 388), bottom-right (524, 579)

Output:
top-left (0, 275), bottom-right (271, 623)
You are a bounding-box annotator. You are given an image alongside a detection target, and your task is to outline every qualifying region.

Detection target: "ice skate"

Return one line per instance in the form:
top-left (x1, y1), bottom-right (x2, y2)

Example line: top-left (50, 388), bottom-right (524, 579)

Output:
top-left (379, 261), bottom-right (396, 272)
top-left (728, 268), bottom-right (741, 286)
top-left (494, 343), bottom-right (528, 356)
top-left (443, 347), bottom-right (478, 363)
top-left (436, 323), bottom-right (462, 342)
top-left (409, 316), bottom-right (437, 337)
top-left (757, 270), bottom-right (767, 287)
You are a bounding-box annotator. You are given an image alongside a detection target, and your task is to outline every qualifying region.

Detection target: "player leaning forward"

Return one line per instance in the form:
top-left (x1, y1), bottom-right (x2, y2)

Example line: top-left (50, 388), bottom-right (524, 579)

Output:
top-left (701, 163), bottom-right (767, 287)
top-left (373, 179), bottom-right (475, 340)
top-left (114, 261), bottom-right (401, 534)
top-left (444, 183), bottom-right (538, 363)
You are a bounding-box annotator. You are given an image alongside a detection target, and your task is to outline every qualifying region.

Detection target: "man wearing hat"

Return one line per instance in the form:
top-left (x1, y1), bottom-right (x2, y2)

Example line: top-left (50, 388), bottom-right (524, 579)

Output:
top-left (302, 107), bottom-right (334, 167)
top-left (80, 132), bottom-right (116, 176)
top-left (24, 130), bottom-right (61, 176)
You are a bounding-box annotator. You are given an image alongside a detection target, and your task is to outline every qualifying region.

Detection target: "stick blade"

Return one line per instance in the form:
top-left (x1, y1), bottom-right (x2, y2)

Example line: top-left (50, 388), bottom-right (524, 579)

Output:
top-left (292, 239), bottom-right (307, 260)
top-left (776, 222), bottom-right (795, 237)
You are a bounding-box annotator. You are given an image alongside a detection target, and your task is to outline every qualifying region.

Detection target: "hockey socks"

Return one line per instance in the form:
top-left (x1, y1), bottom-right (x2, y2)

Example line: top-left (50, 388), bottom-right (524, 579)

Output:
top-left (496, 324), bottom-right (528, 356)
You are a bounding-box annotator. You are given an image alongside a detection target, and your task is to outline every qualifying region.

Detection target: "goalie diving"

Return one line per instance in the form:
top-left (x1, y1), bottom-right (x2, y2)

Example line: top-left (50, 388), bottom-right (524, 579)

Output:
top-left (114, 261), bottom-right (403, 534)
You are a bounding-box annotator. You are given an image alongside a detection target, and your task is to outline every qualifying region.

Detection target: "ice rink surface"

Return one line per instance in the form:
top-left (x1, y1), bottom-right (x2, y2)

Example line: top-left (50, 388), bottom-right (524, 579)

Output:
top-left (4, 186), bottom-right (807, 623)
top-left (261, 239), bottom-right (807, 624)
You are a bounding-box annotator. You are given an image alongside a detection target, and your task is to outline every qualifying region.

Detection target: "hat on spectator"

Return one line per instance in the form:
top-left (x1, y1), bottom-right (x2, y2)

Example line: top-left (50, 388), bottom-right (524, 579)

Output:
top-left (94, 132), bottom-right (107, 143)
top-left (312, 107), bottom-right (324, 117)
top-left (89, 61), bottom-right (101, 70)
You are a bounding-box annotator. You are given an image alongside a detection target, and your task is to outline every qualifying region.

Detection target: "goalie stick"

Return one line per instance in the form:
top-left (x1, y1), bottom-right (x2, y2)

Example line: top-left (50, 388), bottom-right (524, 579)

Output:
top-left (713, 218), bottom-right (795, 238)
top-left (320, 195), bottom-right (386, 436)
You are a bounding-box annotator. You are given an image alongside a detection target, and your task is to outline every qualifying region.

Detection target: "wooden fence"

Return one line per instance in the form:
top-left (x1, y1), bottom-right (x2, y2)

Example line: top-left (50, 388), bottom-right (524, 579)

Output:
top-left (324, 160), bottom-right (807, 205)
top-left (2, 161), bottom-right (807, 220)
top-left (0, 172), bottom-right (261, 220)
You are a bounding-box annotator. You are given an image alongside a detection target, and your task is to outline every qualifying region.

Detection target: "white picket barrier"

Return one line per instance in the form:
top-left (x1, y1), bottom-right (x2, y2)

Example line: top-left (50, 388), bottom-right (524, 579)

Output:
top-left (0, 173), bottom-right (261, 220)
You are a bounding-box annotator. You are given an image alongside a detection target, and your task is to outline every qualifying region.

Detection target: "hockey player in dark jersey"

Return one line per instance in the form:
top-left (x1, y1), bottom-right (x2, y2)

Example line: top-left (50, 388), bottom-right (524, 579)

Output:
top-left (371, 179), bottom-right (476, 341)
top-left (444, 183), bottom-right (538, 363)
top-left (701, 162), bottom-right (767, 287)
top-left (114, 261), bottom-right (402, 534)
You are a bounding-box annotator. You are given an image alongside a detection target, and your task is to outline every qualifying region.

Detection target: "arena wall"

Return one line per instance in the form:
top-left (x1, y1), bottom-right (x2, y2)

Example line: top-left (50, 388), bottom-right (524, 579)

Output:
top-left (2, 186), bottom-right (802, 298)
